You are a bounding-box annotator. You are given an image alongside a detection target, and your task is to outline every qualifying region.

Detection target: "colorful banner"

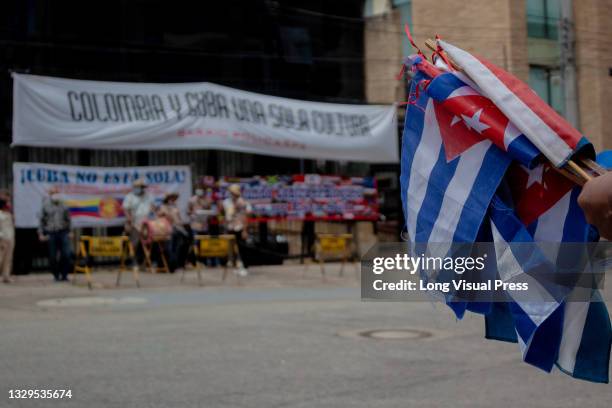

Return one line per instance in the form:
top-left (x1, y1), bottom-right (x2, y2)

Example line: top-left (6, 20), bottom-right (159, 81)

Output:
top-left (13, 163), bottom-right (192, 228)
top-left (211, 174), bottom-right (379, 221)
top-left (12, 74), bottom-right (398, 163)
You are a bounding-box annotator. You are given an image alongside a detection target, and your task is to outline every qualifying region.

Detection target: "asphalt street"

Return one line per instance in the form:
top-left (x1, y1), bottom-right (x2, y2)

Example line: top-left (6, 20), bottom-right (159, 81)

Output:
top-left (1, 266), bottom-right (611, 408)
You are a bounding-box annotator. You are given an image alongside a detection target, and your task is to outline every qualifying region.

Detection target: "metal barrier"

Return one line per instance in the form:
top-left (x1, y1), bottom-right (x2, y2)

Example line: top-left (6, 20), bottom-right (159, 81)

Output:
top-left (73, 235), bottom-right (137, 289)
top-left (186, 234), bottom-right (240, 285)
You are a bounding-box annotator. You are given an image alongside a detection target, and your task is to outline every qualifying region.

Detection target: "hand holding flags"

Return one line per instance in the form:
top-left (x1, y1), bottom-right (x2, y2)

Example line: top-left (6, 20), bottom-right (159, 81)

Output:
top-left (400, 27), bottom-right (611, 383)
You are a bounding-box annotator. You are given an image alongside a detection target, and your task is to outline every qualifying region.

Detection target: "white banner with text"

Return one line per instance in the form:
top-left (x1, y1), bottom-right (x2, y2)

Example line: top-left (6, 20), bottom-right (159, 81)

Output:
top-left (13, 162), bottom-right (192, 228)
top-left (12, 74), bottom-right (398, 163)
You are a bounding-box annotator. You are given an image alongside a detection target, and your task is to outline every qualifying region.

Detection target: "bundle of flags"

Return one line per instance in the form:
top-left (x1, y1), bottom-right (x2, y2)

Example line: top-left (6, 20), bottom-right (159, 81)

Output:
top-left (400, 36), bottom-right (611, 383)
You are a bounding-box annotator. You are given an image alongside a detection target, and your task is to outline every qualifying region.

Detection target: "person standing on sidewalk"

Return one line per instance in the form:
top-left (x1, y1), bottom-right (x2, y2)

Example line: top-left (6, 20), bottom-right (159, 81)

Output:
top-left (38, 186), bottom-right (72, 282)
top-left (188, 187), bottom-right (217, 235)
top-left (122, 178), bottom-right (155, 265)
top-left (0, 196), bottom-right (15, 283)
top-left (158, 192), bottom-right (189, 272)
top-left (188, 187), bottom-right (220, 267)
top-left (222, 184), bottom-right (252, 276)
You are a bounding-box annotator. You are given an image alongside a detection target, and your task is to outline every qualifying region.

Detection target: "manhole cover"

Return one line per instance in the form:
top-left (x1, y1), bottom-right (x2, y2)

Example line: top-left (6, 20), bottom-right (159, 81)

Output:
top-left (37, 297), bottom-right (147, 308)
top-left (337, 328), bottom-right (432, 340)
top-left (360, 329), bottom-right (431, 340)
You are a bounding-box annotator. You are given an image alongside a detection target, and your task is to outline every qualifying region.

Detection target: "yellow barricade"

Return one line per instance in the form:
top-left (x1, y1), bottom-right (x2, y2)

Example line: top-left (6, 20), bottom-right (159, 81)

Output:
top-left (188, 235), bottom-right (239, 284)
top-left (312, 233), bottom-right (355, 278)
top-left (199, 237), bottom-right (231, 258)
top-left (319, 235), bottom-right (350, 253)
top-left (73, 236), bottom-right (137, 289)
top-left (88, 236), bottom-right (125, 257)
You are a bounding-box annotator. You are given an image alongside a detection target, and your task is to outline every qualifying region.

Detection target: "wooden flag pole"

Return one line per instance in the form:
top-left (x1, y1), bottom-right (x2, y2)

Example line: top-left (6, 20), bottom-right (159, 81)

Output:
top-left (580, 158), bottom-right (606, 176)
top-left (567, 160), bottom-right (593, 182)
top-left (554, 165), bottom-right (585, 186)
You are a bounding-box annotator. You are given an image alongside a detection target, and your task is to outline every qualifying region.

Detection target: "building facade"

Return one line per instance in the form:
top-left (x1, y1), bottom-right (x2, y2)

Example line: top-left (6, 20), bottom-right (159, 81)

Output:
top-left (364, 0), bottom-right (612, 151)
top-left (0, 0), bottom-right (371, 191)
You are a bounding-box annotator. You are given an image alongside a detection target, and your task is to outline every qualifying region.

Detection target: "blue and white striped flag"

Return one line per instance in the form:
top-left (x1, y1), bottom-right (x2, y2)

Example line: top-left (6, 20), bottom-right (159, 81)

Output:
top-left (400, 70), bottom-right (512, 246)
top-left (402, 65), bottom-right (611, 383)
top-left (487, 166), bottom-right (611, 383)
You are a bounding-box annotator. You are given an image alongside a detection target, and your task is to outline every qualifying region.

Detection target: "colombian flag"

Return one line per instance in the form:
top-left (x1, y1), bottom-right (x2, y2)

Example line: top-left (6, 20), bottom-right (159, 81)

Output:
top-left (65, 197), bottom-right (123, 219)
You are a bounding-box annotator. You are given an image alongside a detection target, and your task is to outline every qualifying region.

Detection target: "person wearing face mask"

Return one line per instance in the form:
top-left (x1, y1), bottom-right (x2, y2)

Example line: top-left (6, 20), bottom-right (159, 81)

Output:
top-left (38, 186), bottom-right (72, 281)
top-left (0, 195), bottom-right (15, 283)
top-left (158, 192), bottom-right (189, 272)
top-left (122, 178), bottom-right (155, 262)
top-left (187, 186), bottom-right (217, 235)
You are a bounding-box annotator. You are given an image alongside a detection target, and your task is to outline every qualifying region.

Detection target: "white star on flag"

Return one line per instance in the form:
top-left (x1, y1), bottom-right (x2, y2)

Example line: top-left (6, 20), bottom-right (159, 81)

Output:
top-left (524, 163), bottom-right (545, 188)
top-left (461, 109), bottom-right (490, 134)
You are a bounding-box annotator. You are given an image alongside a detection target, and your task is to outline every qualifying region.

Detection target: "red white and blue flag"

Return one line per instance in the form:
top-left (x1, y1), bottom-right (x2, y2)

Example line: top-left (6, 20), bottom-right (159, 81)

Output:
top-left (401, 52), bottom-right (610, 382)
top-left (401, 67), bottom-right (511, 246)
top-left (487, 165), bottom-right (611, 383)
top-left (425, 71), bottom-right (540, 169)
top-left (438, 40), bottom-right (592, 167)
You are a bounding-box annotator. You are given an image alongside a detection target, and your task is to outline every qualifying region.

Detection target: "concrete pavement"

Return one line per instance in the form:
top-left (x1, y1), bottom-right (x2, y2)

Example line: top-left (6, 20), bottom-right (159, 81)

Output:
top-left (0, 263), bottom-right (610, 407)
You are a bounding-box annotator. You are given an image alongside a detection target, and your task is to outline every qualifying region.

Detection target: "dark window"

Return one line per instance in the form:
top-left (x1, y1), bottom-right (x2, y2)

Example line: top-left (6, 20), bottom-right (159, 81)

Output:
top-left (0, 0), bottom-right (366, 142)
top-left (527, 0), bottom-right (560, 40)
top-left (529, 65), bottom-right (564, 115)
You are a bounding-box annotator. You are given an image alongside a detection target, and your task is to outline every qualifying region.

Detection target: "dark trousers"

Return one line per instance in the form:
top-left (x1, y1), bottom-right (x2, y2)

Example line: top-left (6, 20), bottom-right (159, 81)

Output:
top-left (128, 228), bottom-right (145, 266)
top-left (166, 229), bottom-right (188, 272)
top-left (301, 220), bottom-right (316, 261)
top-left (47, 230), bottom-right (72, 280)
top-left (232, 230), bottom-right (249, 268)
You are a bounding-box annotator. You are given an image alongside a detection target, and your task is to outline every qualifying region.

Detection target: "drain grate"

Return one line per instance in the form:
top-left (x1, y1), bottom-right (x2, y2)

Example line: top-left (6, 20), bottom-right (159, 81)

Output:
top-left (359, 329), bottom-right (431, 340)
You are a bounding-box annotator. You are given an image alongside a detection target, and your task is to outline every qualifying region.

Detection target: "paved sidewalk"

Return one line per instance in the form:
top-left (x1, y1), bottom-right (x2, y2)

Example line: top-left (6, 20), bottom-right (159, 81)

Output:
top-left (0, 262), bottom-right (360, 309)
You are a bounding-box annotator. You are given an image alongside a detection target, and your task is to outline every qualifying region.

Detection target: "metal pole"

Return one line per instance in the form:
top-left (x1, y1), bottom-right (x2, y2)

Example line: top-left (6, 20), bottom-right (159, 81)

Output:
top-left (559, 0), bottom-right (579, 128)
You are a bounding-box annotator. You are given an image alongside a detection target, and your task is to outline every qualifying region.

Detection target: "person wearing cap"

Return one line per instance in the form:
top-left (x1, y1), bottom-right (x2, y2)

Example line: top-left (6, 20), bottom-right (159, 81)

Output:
top-left (158, 192), bottom-right (188, 272)
top-left (122, 178), bottom-right (155, 259)
top-left (38, 186), bottom-right (72, 281)
top-left (0, 194), bottom-right (15, 283)
top-left (222, 184), bottom-right (252, 276)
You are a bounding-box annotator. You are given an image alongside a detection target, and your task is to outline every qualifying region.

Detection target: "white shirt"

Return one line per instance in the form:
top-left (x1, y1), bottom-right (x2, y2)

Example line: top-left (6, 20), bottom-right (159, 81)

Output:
top-left (122, 192), bottom-right (155, 230)
top-left (0, 210), bottom-right (15, 242)
top-left (222, 197), bottom-right (252, 232)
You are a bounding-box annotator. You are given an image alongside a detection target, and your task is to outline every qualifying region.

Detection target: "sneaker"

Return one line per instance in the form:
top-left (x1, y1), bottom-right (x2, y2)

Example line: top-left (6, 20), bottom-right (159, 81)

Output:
top-left (236, 268), bottom-right (248, 277)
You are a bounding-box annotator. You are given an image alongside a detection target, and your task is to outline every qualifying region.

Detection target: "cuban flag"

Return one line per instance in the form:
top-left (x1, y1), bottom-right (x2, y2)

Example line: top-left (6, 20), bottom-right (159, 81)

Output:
top-left (487, 164), bottom-right (611, 383)
top-left (438, 40), bottom-right (593, 167)
top-left (401, 68), bottom-right (512, 247)
top-left (425, 71), bottom-right (540, 169)
top-left (403, 55), bottom-right (611, 382)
